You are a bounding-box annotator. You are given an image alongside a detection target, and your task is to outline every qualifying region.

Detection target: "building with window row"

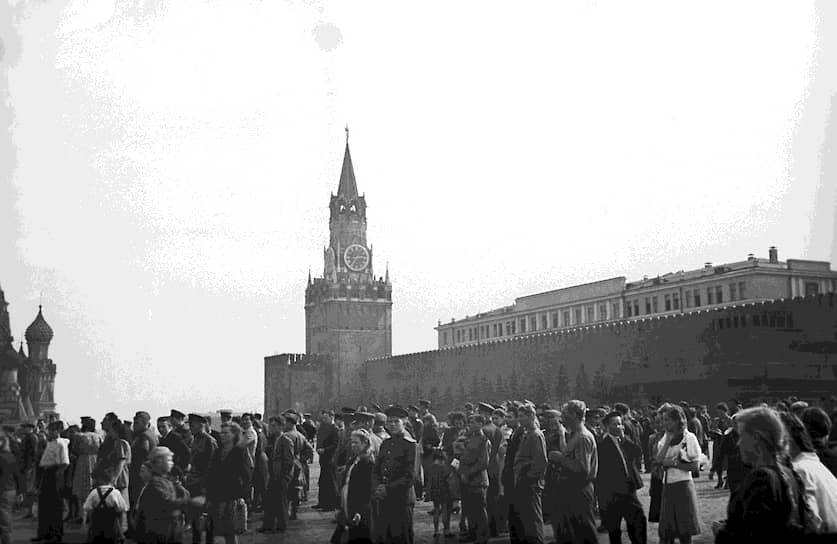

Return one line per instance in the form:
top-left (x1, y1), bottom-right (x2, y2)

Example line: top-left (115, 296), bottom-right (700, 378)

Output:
top-left (436, 246), bottom-right (837, 349)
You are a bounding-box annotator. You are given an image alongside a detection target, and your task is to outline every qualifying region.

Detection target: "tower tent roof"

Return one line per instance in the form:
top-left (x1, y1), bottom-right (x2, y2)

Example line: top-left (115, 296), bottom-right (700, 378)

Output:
top-left (336, 142), bottom-right (359, 201)
top-left (25, 306), bottom-right (53, 344)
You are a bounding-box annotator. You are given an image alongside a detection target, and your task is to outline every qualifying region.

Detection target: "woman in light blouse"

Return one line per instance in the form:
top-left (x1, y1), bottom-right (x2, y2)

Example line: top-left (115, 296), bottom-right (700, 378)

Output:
top-left (655, 404), bottom-right (701, 544)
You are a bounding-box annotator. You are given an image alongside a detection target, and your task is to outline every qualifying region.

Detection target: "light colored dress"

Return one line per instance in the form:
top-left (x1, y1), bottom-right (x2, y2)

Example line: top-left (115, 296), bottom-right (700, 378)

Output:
top-left (73, 432), bottom-right (103, 500)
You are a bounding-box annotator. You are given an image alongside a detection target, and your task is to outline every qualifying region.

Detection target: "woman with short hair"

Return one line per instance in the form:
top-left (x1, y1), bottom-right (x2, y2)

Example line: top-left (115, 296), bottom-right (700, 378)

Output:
top-left (655, 404), bottom-right (701, 544)
top-left (206, 422), bottom-right (252, 544)
top-left (714, 406), bottom-right (814, 542)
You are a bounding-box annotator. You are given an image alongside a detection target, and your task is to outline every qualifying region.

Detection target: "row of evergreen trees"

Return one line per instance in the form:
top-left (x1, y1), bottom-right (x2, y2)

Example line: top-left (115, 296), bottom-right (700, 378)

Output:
top-left (365, 362), bottom-right (616, 415)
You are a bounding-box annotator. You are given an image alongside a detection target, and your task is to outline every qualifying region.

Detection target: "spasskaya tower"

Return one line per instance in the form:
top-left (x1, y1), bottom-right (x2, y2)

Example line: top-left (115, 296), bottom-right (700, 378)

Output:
top-left (304, 129), bottom-right (392, 403)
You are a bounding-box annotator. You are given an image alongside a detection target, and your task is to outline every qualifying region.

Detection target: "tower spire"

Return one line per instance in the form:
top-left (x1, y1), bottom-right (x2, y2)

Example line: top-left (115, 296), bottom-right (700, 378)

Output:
top-left (336, 129), bottom-right (359, 201)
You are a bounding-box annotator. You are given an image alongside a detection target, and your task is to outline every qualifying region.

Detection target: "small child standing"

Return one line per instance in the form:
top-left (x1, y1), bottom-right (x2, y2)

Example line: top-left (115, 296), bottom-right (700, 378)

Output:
top-left (426, 449), bottom-right (458, 539)
top-left (82, 466), bottom-right (128, 544)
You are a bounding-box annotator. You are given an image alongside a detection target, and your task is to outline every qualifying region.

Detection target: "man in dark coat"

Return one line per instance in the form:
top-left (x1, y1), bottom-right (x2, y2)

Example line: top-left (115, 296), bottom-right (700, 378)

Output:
top-left (478, 402), bottom-right (503, 537)
top-left (314, 410), bottom-right (340, 511)
top-left (372, 405), bottom-right (417, 544)
top-left (259, 415), bottom-right (294, 534)
top-left (170, 409), bottom-right (193, 448)
top-left (129, 411), bottom-right (158, 532)
top-left (597, 412), bottom-right (647, 544)
top-left (157, 417), bottom-right (190, 472)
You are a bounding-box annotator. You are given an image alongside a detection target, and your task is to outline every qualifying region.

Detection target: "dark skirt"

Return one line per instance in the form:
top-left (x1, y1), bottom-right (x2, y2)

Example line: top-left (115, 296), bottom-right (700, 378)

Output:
top-left (659, 479), bottom-right (700, 539)
top-left (37, 467), bottom-right (64, 540)
top-left (648, 474), bottom-right (663, 523)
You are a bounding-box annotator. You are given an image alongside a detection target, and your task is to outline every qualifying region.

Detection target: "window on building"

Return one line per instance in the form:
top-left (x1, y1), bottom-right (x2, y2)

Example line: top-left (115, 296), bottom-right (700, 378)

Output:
top-left (652, 296), bottom-right (659, 313)
top-left (685, 290), bottom-right (692, 308)
top-left (645, 297), bottom-right (652, 315)
top-left (738, 281), bottom-right (746, 300)
top-left (550, 312), bottom-right (558, 328)
top-left (716, 285), bottom-right (723, 304)
top-left (563, 310), bottom-right (570, 326)
top-left (520, 318), bottom-right (526, 333)
top-left (694, 290), bottom-right (701, 307)
top-left (673, 292), bottom-right (680, 310)
top-left (468, 329), bottom-right (473, 341)
top-left (729, 282), bottom-right (737, 301)
top-left (511, 320), bottom-right (516, 334)
top-left (541, 314), bottom-right (548, 330)
top-left (612, 303), bottom-right (620, 320)
top-left (443, 331), bottom-right (448, 345)
top-left (531, 315), bottom-right (538, 331)
top-left (492, 323), bottom-right (497, 337)
top-left (633, 300), bottom-right (640, 316)
top-left (587, 306), bottom-right (595, 323)
top-left (707, 288), bottom-right (714, 305)
top-left (598, 303), bottom-right (607, 321)
top-left (664, 294), bottom-right (672, 312)
top-left (805, 282), bottom-right (820, 296)
top-left (574, 308), bottom-right (582, 325)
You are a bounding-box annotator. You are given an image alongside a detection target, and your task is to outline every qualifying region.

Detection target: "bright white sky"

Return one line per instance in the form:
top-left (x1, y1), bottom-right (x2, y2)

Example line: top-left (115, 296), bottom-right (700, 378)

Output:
top-left (2, 0), bottom-right (835, 422)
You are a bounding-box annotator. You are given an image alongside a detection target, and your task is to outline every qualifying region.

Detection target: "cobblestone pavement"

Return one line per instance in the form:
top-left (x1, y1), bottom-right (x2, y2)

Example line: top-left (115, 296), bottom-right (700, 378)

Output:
top-left (11, 462), bottom-right (728, 543)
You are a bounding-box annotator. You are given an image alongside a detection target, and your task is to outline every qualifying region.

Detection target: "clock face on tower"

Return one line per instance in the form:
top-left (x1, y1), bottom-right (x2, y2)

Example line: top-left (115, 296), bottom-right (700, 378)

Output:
top-left (344, 244), bottom-right (370, 272)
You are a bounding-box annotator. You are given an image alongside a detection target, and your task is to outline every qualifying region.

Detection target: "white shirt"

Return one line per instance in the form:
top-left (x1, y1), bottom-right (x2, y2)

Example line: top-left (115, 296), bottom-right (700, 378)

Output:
top-left (657, 431), bottom-right (701, 483)
top-left (242, 427), bottom-right (257, 467)
top-left (792, 451), bottom-right (837, 533)
top-left (39, 437), bottom-right (70, 468)
top-left (82, 484), bottom-right (129, 525)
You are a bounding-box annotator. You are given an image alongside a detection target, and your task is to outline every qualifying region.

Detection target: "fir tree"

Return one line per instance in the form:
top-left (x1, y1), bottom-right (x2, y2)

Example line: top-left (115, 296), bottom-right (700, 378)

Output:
top-left (555, 364), bottom-right (570, 403)
top-left (575, 364), bottom-right (590, 400)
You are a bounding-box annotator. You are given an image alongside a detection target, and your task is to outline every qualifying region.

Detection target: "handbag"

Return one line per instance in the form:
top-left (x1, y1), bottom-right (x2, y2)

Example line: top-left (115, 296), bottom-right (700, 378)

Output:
top-left (232, 497), bottom-right (248, 535)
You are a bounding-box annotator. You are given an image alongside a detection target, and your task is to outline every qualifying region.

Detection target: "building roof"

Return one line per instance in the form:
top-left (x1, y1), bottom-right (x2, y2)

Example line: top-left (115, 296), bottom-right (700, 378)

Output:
top-left (25, 305), bottom-right (53, 344)
top-left (336, 142), bottom-right (359, 201)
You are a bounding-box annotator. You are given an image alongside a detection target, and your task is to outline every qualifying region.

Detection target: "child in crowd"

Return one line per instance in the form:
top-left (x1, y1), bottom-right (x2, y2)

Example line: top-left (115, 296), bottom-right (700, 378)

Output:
top-left (427, 449), bottom-right (459, 540)
top-left (83, 466), bottom-right (128, 544)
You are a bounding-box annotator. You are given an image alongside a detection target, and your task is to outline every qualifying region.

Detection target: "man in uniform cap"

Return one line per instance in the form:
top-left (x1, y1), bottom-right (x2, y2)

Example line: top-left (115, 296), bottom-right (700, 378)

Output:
top-left (373, 405), bottom-right (416, 544)
top-left (186, 413), bottom-right (217, 544)
top-left (170, 409), bottom-right (192, 448)
top-left (477, 402), bottom-right (503, 537)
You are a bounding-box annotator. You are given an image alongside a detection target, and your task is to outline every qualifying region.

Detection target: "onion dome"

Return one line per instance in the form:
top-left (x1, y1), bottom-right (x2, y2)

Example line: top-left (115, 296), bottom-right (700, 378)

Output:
top-left (25, 305), bottom-right (53, 344)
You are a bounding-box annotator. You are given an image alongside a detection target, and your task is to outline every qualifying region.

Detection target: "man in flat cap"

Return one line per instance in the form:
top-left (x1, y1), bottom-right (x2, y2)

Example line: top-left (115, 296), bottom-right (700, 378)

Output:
top-left (373, 406), bottom-right (417, 544)
top-left (170, 409), bottom-right (193, 448)
top-left (186, 413), bottom-right (217, 544)
top-left (219, 409), bottom-right (233, 425)
top-left (282, 411), bottom-right (313, 519)
top-left (314, 410), bottom-right (340, 511)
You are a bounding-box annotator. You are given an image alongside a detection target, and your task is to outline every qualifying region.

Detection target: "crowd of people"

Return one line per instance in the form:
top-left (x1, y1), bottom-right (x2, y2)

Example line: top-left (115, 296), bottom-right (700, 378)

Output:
top-left (0, 394), bottom-right (835, 544)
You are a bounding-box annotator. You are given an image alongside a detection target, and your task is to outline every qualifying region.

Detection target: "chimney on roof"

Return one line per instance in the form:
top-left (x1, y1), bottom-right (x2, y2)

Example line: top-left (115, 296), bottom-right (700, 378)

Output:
top-left (747, 253), bottom-right (755, 261)
top-left (769, 246), bottom-right (778, 264)
top-left (704, 262), bottom-right (712, 270)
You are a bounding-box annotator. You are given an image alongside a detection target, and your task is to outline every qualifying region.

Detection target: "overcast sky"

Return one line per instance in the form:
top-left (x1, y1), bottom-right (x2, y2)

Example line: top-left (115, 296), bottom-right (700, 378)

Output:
top-left (1, 1), bottom-right (835, 422)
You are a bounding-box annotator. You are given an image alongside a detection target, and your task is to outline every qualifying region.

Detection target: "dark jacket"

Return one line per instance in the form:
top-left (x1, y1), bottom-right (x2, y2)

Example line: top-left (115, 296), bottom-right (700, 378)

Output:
top-left (596, 434), bottom-right (643, 500)
top-left (134, 474), bottom-right (189, 544)
top-left (317, 423), bottom-right (339, 465)
top-left (159, 432), bottom-right (190, 472)
top-left (715, 463), bottom-right (812, 544)
top-left (459, 429), bottom-right (490, 488)
top-left (206, 445), bottom-right (251, 502)
top-left (346, 454), bottom-right (374, 523)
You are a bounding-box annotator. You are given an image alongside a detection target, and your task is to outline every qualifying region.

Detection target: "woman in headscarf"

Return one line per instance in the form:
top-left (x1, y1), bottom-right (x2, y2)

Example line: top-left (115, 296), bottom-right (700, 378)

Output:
top-left (332, 429), bottom-right (375, 544)
top-left (714, 406), bottom-right (815, 542)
